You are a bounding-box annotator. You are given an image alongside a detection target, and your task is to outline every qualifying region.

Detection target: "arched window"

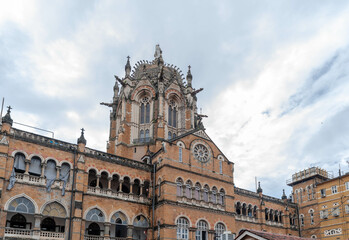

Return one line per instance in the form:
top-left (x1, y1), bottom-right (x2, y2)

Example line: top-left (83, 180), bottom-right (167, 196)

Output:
top-left (111, 174), bottom-right (120, 192)
top-left (100, 172), bottom-right (108, 190)
top-left (133, 179), bottom-right (141, 195)
top-left (8, 197), bottom-right (35, 214)
top-left (300, 214), bottom-right (304, 226)
top-left (269, 209), bottom-right (273, 222)
top-left (45, 160), bottom-right (57, 192)
top-left (41, 217), bottom-right (56, 232)
top-left (133, 215), bottom-right (148, 240)
top-left (242, 203), bottom-right (247, 216)
top-left (185, 180), bottom-right (192, 199)
top-left (195, 183), bottom-right (201, 200)
top-left (179, 147), bottom-right (183, 163)
top-left (29, 157), bottom-right (41, 176)
top-left (88, 169), bottom-right (102, 188)
top-left (168, 131), bottom-right (172, 140)
top-left (215, 223), bottom-right (226, 240)
top-left (279, 211), bottom-right (283, 223)
top-left (176, 178), bottom-right (184, 197)
top-left (247, 204), bottom-right (253, 217)
top-left (211, 187), bottom-right (217, 204)
top-left (196, 220), bottom-right (208, 240)
top-left (140, 97), bottom-right (150, 124)
top-left (86, 208), bottom-right (105, 222)
top-left (219, 189), bottom-right (225, 205)
top-left (143, 181), bottom-right (150, 197)
top-left (236, 202), bottom-right (241, 215)
top-left (203, 185), bottom-right (209, 202)
top-left (13, 153), bottom-right (26, 173)
top-left (168, 99), bottom-right (177, 127)
top-left (253, 206), bottom-right (258, 218)
top-left (87, 222), bottom-right (101, 236)
top-left (274, 210), bottom-right (279, 222)
top-left (59, 163), bottom-right (70, 195)
top-left (122, 177), bottom-right (130, 193)
top-left (9, 213), bottom-right (27, 229)
top-left (176, 217), bottom-right (189, 240)
top-left (145, 129), bottom-right (150, 140)
top-left (111, 212), bottom-right (128, 238)
top-left (140, 130), bottom-right (145, 141)
top-left (265, 209), bottom-right (269, 221)
top-left (309, 209), bottom-right (314, 225)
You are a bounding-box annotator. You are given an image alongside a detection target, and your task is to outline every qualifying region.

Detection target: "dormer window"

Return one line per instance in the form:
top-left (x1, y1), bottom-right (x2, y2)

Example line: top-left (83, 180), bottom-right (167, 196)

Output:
top-left (140, 97), bottom-right (150, 124)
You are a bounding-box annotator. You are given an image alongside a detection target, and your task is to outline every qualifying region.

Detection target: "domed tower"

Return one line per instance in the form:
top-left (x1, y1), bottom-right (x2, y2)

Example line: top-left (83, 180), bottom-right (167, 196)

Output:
top-left (104, 45), bottom-right (201, 159)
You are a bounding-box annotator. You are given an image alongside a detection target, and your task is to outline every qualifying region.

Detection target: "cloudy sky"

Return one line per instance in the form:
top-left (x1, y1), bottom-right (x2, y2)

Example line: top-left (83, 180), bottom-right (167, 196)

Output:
top-left (1, 0), bottom-right (349, 197)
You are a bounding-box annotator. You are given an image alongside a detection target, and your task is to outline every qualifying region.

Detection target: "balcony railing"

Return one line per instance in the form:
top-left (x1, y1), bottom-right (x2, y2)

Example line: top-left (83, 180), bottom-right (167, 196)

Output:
top-left (86, 186), bottom-right (151, 204)
top-left (177, 196), bottom-right (225, 211)
top-left (132, 137), bottom-right (154, 144)
top-left (4, 228), bottom-right (65, 239)
top-left (14, 173), bottom-right (70, 190)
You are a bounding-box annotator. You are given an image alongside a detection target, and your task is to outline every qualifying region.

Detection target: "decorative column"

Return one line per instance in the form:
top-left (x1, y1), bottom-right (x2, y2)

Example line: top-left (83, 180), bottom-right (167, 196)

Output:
top-left (56, 166), bottom-right (61, 180)
top-left (33, 214), bottom-right (42, 238)
top-left (119, 180), bottom-right (123, 192)
top-left (104, 223), bottom-right (111, 238)
top-left (24, 159), bottom-right (30, 174)
top-left (130, 182), bottom-right (134, 194)
top-left (140, 184), bottom-right (144, 196)
top-left (108, 177), bottom-right (112, 190)
top-left (127, 225), bottom-right (134, 240)
top-left (96, 174), bottom-right (101, 188)
top-left (41, 163), bottom-right (46, 177)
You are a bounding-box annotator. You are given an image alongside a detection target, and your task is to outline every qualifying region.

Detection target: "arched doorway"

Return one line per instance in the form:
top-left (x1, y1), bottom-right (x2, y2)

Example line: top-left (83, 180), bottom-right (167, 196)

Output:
top-left (132, 215), bottom-right (148, 240)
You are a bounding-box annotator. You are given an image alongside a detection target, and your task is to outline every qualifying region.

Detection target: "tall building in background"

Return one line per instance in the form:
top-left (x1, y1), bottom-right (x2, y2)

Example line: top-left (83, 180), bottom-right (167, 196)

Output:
top-left (1, 46), bottom-right (311, 240)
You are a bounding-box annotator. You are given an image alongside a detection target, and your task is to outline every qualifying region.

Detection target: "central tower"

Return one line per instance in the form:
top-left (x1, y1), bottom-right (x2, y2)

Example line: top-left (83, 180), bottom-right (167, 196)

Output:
top-left (104, 45), bottom-right (201, 159)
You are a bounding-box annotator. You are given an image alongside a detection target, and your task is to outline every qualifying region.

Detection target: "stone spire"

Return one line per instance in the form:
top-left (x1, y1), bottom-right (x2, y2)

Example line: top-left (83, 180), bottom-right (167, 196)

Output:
top-left (2, 106), bottom-right (13, 126)
top-left (186, 65), bottom-right (192, 87)
top-left (77, 128), bottom-right (86, 145)
top-left (125, 56), bottom-right (131, 76)
top-left (257, 181), bottom-right (263, 193)
top-left (282, 189), bottom-right (287, 200)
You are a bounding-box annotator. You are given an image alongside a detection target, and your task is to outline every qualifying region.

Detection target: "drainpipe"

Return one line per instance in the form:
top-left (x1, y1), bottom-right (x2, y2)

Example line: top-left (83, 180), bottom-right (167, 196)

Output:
top-left (152, 162), bottom-right (157, 240)
top-left (68, 147), bottom-right (77, 240)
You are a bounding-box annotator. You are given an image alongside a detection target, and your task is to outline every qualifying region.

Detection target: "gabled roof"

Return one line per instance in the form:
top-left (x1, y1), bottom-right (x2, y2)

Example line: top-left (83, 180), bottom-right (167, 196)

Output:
top-left (236, 229), bottom-right (313, 240)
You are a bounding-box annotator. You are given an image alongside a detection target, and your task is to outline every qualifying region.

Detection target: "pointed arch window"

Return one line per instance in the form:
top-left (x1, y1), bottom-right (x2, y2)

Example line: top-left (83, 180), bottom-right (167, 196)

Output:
top-left (140, 97), bottom-right (150, 124)
top-left (168, 99), bottom-right (177, 127)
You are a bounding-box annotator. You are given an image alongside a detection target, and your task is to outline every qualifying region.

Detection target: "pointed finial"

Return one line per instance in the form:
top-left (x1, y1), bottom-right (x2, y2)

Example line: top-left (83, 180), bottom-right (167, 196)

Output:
top-left (257, 181), bottom-right (263, 193)
top-left (77, 128), bottom-right (86, 145)
top-left (125, 56), bottom-right (131, 76)
top-left (282, 189), bottom-right (287, 199)
top-left (2, 105), bottom-right (13, 125)
top-left (186, 65), bottom-right (192, 87)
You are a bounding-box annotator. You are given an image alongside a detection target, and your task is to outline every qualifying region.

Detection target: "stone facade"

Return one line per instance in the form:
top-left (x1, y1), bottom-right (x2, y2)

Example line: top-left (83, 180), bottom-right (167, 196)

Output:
top-left (288, 167), bottom-right (349, 239)
top-left (0, 46), bottom-right (300, 240)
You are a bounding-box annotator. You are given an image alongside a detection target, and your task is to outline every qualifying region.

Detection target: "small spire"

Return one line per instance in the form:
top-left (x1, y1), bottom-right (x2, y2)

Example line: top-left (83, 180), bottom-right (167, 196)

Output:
top-left (186, 65), bottom-right (192, 87)
top-left (282, 189), bottom-right (287, 199)
top-left (125, 56), bottom-right (131, 76)
top-left (77, 128), bottom-right (86, 145)
top-left (257, 181), bottom-right (263, 193)
top-left (2, 105), bottom-right (13, 126)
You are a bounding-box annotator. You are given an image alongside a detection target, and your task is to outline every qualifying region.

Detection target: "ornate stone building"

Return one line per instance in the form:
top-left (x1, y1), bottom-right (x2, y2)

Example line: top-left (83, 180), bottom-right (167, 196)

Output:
top-left (0, 45), bottom-right (299, 240)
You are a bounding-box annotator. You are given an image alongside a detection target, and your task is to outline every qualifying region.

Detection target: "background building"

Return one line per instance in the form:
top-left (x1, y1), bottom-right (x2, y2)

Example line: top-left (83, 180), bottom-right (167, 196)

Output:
top-left (0, 46), bottom-right (302, 240)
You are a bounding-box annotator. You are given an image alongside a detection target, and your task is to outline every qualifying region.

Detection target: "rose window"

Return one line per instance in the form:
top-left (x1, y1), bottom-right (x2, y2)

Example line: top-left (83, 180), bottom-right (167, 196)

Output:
top-left (193, 144), bottom-right (209, 163)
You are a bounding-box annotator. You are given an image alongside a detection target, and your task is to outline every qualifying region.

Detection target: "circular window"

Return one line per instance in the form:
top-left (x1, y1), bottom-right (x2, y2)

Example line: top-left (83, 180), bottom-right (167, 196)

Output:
top-left (193, 144), bottom-right (209, 163)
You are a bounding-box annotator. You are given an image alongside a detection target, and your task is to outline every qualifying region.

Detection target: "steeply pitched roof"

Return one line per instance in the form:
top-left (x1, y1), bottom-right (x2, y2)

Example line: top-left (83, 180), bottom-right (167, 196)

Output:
top-left (236, 229), bottom-right (313, 240)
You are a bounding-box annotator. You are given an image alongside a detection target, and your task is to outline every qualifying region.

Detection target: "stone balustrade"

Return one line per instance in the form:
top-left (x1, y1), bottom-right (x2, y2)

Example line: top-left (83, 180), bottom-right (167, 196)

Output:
top-left (14, 173), bottom-right (70, 190)
top-left (4, 228), bottom-right (65, 239)
top-left (177, 196), bottom-right (225, 211)
top-left (87, 186), bottom-right (151, 204)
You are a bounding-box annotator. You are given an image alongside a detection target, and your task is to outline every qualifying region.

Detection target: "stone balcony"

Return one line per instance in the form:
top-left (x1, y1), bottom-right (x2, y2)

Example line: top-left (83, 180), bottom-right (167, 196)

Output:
top-left (177, 196), bottom-right (225, 211)
top-left (86, 186), bottom-right (151, 204)
top-left (4, 228), bottom-right (64, 239)
top-left (14, 173), bottom-right (70, 190)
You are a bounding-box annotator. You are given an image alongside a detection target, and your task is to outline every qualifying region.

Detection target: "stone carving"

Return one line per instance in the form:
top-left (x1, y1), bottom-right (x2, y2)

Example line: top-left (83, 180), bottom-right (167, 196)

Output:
top-left (193, 130), bottom-right (210, 140)
top-left (0, 135), bottom-right (8, 145)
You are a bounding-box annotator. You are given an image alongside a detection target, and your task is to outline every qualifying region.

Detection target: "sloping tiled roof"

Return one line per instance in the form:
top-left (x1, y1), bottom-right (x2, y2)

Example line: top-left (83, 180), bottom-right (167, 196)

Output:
top-left (238, 229), bottom-right (313, 240)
